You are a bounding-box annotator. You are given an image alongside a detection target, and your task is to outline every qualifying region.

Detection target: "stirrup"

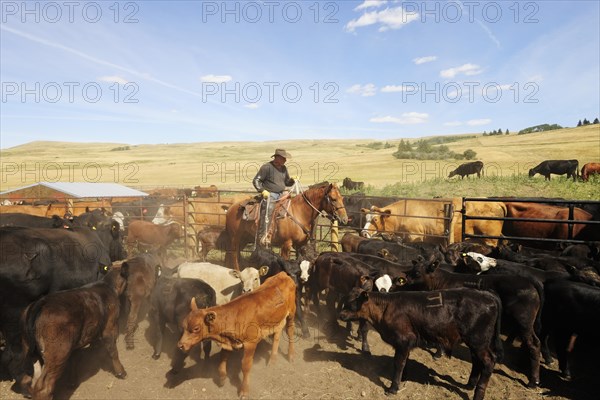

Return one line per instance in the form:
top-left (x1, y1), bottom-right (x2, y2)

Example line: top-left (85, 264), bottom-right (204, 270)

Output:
top-left (260, 234), bottom-right (271, 247)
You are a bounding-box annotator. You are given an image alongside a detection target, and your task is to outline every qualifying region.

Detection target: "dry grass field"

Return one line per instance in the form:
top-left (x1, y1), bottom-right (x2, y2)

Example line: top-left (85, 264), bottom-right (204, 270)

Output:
top-left (1, 125), bottom-right (599, 199)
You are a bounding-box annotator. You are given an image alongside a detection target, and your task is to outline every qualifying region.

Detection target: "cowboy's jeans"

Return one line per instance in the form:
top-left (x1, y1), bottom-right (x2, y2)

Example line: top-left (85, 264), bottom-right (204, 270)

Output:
top-left (258, 192), bottom-right (281, 246)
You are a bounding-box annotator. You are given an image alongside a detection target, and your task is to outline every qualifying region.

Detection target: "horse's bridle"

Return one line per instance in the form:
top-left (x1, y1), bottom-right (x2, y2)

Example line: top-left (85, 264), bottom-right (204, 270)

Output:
top-left (301, 185), bottom-right (346, 223)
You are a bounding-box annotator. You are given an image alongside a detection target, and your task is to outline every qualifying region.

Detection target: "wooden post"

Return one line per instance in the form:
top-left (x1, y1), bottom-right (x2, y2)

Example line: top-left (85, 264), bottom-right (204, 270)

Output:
top-left (330, 220), bottom-right (339, 252)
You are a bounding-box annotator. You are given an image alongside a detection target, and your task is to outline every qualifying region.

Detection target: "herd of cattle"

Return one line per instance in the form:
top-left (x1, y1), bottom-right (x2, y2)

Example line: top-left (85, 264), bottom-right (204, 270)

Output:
top-left (1, 184), bottom-right (600, 399)
top-left (396, 159), bottom-right (600, 181)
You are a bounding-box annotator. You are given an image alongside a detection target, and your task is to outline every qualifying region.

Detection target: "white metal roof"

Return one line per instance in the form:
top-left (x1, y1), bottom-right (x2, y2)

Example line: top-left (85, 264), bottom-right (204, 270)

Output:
top-left (0, 182), bottom-right (148, 198)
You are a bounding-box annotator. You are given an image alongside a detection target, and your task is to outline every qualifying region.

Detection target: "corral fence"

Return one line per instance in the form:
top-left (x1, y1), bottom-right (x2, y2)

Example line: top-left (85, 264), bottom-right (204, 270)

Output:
top-left (2, 192), bottom-right (598, 261)
top-left (339, 195), bottom-right (455, 245)
top-left (462, 197), bottom-right (600, 246)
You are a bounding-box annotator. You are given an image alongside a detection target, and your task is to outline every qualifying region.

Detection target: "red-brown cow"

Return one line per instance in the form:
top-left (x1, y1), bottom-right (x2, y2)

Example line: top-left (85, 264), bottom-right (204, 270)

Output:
top-left (503, 202), bottom-right (594, 247)
top-left (581, 162), bottom-right (600, 182)
top-left (178, 272), bottom-right (296, 400)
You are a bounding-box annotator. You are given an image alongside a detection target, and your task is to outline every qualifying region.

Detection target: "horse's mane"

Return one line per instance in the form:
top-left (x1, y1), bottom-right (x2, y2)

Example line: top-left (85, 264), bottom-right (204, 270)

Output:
top-left (308, 181), bottom-right (330, 190)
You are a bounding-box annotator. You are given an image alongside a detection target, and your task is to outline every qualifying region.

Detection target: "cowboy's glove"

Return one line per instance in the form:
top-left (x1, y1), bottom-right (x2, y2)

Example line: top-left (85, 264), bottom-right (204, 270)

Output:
top-left (261, 190), bottom-right (270, 199)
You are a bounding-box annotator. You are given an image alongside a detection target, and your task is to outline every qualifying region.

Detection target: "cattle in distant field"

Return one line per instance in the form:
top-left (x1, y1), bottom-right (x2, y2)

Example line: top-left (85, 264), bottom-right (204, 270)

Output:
top-left (529, 160), bottom-right (578, 181)
top-left (175, 262), bottom-right (266, 305)
top-left (342, 177), bottom-right (365, 191)
top-left (121, 254), bottom-right (162, 350)
top-left (178, 272), bottom-right (296, 400)
top-left (0, 226), bottom-right (113, 382)
top-left (502, 202), bottom-right (596, 247)
top-left (15, 265), bottom-right (128, 400)
top-left (581, 162), bottom-right (600, 182)
top-left (0, 213), bottom-right (72, 229)
top-left (340, 287), bottom-right (502, 400)
top-left (448, 161), bottom-right (484, 179)
top-left (149, 274), bottom-right (216, 376)
top-left (406, 259), bottom-right (543, 388)
top-left (126, 220), bottom-right (182, 260)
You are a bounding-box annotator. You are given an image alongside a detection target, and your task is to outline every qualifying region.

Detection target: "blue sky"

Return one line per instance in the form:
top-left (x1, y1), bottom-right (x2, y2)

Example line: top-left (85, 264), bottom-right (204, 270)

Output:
top-left (1, 0), bottom-right (599, 149)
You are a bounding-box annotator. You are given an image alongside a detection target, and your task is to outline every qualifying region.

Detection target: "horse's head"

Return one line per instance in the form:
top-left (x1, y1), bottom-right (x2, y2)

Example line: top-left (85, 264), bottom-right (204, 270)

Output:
top-left (322, 183), bottom-right (348, 225)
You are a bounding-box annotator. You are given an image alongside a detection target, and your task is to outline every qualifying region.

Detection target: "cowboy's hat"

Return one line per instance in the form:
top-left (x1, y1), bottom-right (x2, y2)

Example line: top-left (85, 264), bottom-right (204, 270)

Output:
top-left (271, 149), bottom-right (291, 159)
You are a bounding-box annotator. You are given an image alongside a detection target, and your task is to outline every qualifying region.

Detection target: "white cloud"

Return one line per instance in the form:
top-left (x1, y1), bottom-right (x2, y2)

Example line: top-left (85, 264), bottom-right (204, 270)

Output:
top-left (98, 75), bottom-right (128, 85)
top-left (346, 6), bottom-right (419, 33)
top-left (244, 103), bottom-right (259, 109)
top-left (444, 121), bottom-right (463, 127)
top-left (413, 56), bottom-right (437, 65)
top-left (381, 84), bottom-right (412, 93)
top-left (354, 0), bottom-right (388, 11)
top-left (200, 74), bottom-right (232, 83)
top-left (347, 83), bottom-right (377, 97)
top-left (467, 118), bottom-right (492, 126)
top-left (440, 63), bottom-right (483, 79)
top-left (527, 74), bottom-right (544, 82)
top-left (370, 112), bottom-right (428, 124)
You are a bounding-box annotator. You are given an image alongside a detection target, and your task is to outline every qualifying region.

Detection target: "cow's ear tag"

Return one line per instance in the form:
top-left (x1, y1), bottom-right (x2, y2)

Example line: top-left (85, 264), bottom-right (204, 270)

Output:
top-left (259, 266), bottom-right (269, 276)
top-left (205, 311), bottom-right (217, 325)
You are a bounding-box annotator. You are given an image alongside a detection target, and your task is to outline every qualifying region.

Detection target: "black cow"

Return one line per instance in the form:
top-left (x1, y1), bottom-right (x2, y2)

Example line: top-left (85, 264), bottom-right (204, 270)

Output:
top-left (357, 237), bottom-right (444, 264)
top-left (247, 246), bottom-right (315, 338)
top-left (308, 252), bottom-right (376, 348)
top-left (406, 259), bottom-right (543, 387)
top-left (342, 194), bottom-right (399, 230)
top-left (540, 279), bottom-right (600, 380)
top-left (455, 252), bottom-right (569, 284)
top-left (339, 252), bottom-right (410, 287)
top-left (72, 208), bottom-right (126, 262)
top-left (0, 226), bottom-right (112, 382)
top-left (149, 274), bottom-right (216, 378)
top-left (342, 177), bottom-right (365, 191)
top-left (0, 213), bottom-right (72, 229)
top-left (340, 287), bottom-right (502, 400)
top-left (16, 266), bottom-right (129, 399)
top-left (448, 161), bottom-right (484, 179)
top-left (528, 159), bottom-right (578, 181)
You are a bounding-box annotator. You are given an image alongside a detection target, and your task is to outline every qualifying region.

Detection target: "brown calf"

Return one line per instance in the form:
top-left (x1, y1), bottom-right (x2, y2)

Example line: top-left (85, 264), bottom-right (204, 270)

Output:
top-left (126, 220), bottom-right (182, 260)
top-left (178, 272), bottom-right (296, 399)
top-left (17, 266), bottom-right (129, 400)
top-left (196, 226), bottom-right (224, 261)
top-left (122, 254), bottom-right (162, 350)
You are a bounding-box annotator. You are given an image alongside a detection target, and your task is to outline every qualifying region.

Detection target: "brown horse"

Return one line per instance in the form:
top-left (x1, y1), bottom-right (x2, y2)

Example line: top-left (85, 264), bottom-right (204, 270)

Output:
top-left (223, 182), bottom-right (348, 271)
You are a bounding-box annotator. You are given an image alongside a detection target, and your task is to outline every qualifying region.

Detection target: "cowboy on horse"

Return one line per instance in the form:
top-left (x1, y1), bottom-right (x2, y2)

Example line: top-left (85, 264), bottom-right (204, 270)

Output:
top-left (252, 148), bottom-right (297, 246)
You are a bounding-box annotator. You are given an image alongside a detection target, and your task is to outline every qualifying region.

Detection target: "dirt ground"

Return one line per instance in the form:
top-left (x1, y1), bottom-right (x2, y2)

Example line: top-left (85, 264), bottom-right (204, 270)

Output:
top-left (1, 304), bottom-right (597, 400)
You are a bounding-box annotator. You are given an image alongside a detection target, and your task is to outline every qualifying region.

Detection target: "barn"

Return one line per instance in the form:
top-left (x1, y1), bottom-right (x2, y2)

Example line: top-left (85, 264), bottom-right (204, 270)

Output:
top-left (0, 181), bottom-right (148, 215)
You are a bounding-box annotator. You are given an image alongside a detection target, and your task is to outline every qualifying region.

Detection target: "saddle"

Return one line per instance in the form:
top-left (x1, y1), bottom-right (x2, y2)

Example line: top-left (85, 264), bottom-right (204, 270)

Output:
top-left (240, 196), bottom-right (262, 223)
top-left (240, 193), bottom-right (292, 224)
